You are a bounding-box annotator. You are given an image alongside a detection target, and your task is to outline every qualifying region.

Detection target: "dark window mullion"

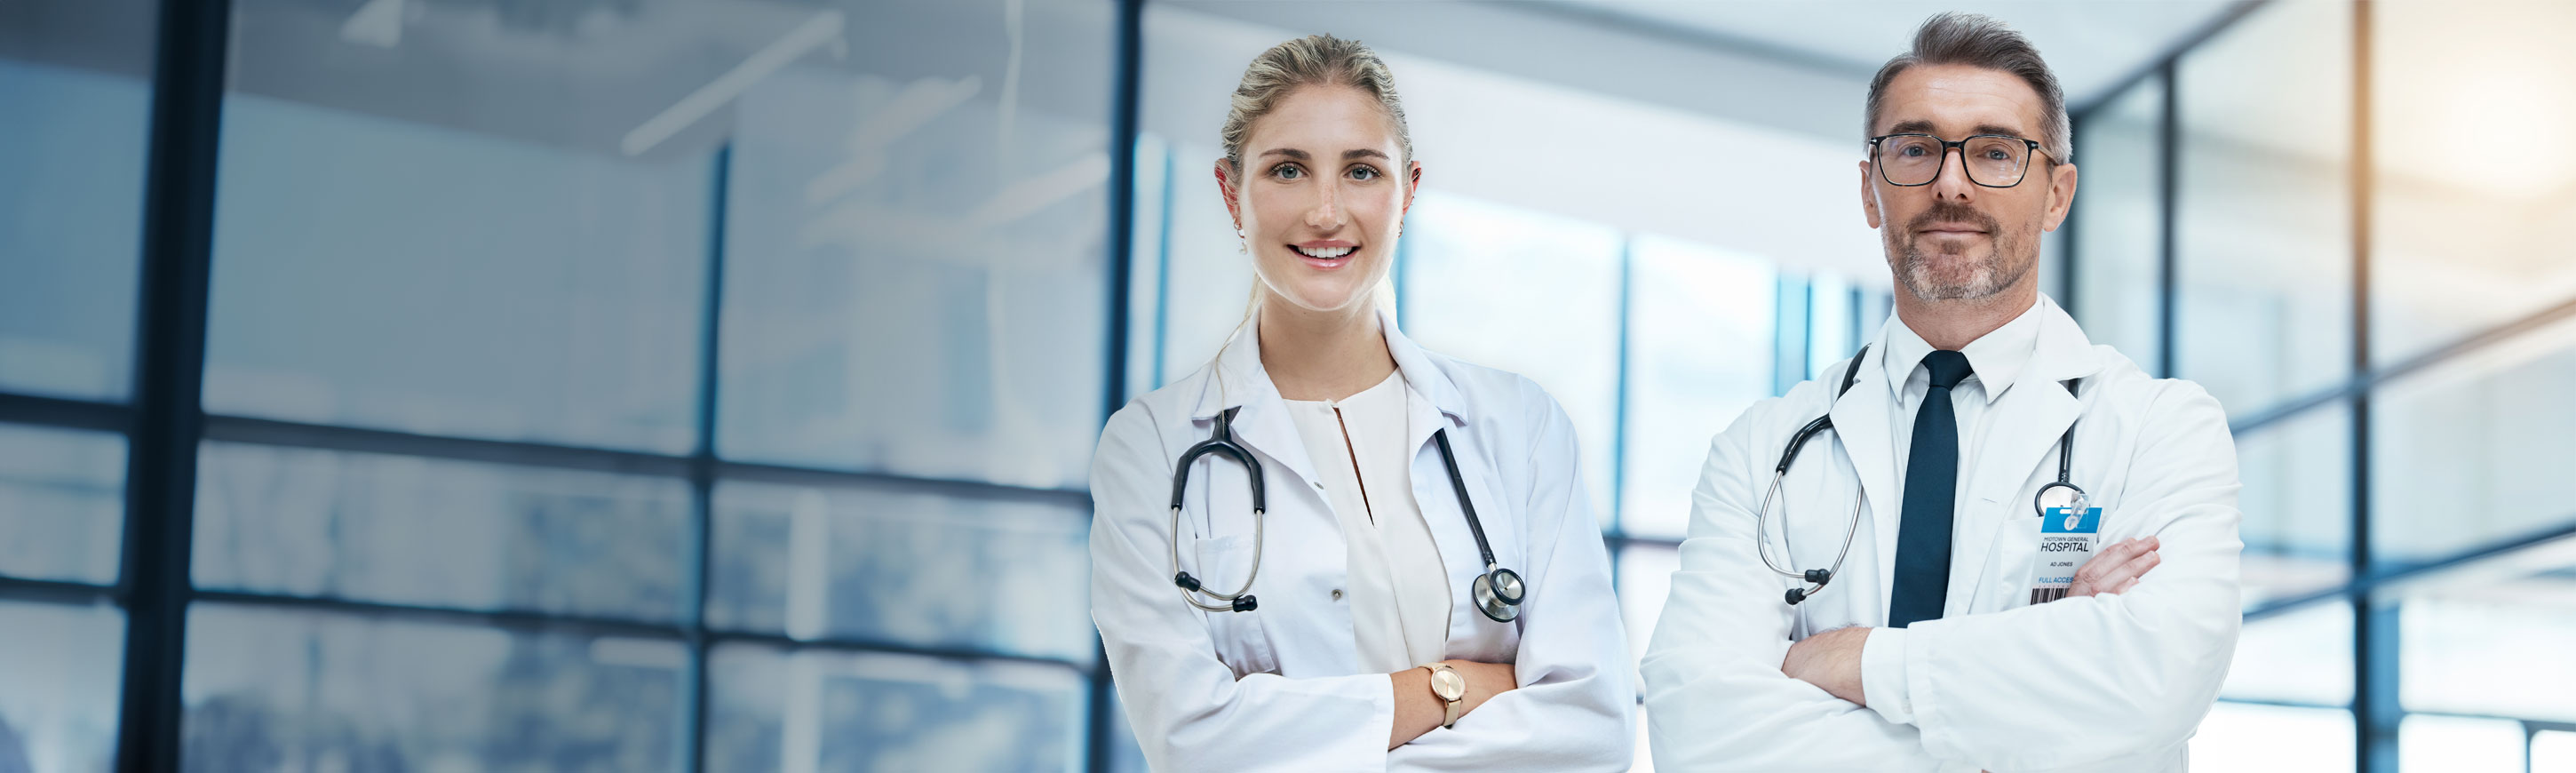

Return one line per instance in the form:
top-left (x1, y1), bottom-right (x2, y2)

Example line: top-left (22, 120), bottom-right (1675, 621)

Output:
top-left (0, 576), bottom-right (123, 606)
top-left (115, 0), bottom-right (230, 769)
top-left (2349, 4), bottom-right (2397, 772)
top-left (2156, 63), bottom-right (2179, 380)
top-left (187, 589), bottom-right (688, 640)
top-left (1607, 235), bottom-right (1635, 578)
top-left (194, 413), bottom-right (1090, 507)
top-left (0, 393), bottom-right (134, 434)
top-left (1090, 1), bottom-right (1147, 769)
top-left (682, 143), bottom-right (731, 773)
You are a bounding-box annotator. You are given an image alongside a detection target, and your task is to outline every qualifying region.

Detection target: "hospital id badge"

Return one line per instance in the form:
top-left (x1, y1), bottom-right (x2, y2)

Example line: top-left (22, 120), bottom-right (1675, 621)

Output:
top-left (2031, 506), bottom-right (2102, 604)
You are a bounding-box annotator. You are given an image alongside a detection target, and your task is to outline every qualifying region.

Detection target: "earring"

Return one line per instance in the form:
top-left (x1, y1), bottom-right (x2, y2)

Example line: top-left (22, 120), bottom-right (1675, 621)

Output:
top-left (1236, 227), bottom-right (1246, 254)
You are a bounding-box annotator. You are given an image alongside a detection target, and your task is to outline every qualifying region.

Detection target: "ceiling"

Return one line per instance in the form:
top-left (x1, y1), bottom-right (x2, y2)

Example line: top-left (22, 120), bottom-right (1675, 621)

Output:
top-left (1558, 0), bottom-right (2246, 108)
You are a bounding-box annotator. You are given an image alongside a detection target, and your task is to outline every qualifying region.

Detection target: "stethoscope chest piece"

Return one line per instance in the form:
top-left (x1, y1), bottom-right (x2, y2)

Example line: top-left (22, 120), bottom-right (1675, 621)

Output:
top-left (1472, 565), bottom-right (1525, 622)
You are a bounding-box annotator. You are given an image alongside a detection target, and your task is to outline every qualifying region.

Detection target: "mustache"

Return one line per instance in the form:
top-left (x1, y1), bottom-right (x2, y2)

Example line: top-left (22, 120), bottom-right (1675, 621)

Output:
top-left (1906, 201), bottom-right (2000, 235)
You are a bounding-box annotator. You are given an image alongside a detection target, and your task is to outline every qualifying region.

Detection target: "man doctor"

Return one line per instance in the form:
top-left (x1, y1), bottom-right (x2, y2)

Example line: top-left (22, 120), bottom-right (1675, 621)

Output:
top-left (1642, 12), bottom-right (2242, 773)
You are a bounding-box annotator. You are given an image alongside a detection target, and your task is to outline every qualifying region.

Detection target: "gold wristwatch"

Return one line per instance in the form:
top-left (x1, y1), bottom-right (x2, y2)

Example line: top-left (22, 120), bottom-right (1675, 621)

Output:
top-left (1425, 664), bottom-right (1466, 729)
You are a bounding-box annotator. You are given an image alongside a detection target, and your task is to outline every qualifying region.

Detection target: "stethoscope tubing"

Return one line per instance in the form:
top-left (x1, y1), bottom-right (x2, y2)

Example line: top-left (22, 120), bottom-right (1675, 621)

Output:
top-left (1168, 404), bottom-right (1524, 621)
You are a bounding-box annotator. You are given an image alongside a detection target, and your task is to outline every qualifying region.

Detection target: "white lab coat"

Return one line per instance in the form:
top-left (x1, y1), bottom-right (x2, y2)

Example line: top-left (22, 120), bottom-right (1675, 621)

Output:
top-left (1090, 308), bottom-right (1634, 772)
top-left (1642, 297), bottom-right (2242, 773)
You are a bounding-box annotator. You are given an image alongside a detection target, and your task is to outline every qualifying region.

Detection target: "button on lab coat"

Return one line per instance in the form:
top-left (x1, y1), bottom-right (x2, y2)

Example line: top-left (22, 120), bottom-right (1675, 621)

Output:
top-left (1642, 297), bottom-right (2243, 772)
top-left (1089, 309), bottom-right (1634, 772)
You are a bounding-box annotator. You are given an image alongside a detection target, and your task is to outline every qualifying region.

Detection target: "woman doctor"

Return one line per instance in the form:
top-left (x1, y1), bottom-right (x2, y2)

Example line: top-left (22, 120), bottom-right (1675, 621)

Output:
top-left (1088, 34), bottom-right (1633, 771)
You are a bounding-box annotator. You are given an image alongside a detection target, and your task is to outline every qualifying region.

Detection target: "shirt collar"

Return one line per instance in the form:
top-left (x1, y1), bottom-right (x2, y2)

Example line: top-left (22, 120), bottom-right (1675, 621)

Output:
top-left (1879, 295), bottom-right (2046, 408)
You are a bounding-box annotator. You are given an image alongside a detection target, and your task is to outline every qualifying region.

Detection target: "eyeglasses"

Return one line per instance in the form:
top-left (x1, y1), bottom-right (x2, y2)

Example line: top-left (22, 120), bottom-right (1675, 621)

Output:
top-left (1867, 133), bottom-right (2047, 187)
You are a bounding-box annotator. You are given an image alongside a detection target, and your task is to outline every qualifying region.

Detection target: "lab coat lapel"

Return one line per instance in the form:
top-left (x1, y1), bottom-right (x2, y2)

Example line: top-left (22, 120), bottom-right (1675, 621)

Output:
top-left (1825, 340), bottom-right (1905, 615)
top-left (1953, 298), bottom-right (2101, 610)
top-left (1403, 378), bottom-right (1495, 649)
top-left (1384, 313), bottom-right (1499, 649)
top-left (1949, 368), bottom-right (2077, 612)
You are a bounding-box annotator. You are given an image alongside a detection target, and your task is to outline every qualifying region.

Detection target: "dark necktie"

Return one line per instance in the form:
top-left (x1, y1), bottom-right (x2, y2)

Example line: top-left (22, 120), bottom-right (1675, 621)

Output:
top-left (1888, 349), bottom-right (1972, 629)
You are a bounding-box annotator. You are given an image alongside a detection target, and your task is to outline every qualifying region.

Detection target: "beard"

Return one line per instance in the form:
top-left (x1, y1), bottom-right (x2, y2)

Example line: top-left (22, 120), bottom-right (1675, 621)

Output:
top-left (1888, 200), bottom-right (2031, 302)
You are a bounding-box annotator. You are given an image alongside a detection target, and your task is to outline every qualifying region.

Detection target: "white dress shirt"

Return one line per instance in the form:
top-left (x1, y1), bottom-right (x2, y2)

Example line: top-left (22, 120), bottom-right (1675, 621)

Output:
top-left (1865, 297), bottom-right (2047, 724)
top-left (1879, 296), bottom-right (2047, 490)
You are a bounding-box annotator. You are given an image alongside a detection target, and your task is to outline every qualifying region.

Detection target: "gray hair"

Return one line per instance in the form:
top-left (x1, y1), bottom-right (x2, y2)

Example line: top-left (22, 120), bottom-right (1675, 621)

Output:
top-left (1220, 34), bottom-right (1413, 171)
top-left (1864, 12), bottom-right (2071, 163)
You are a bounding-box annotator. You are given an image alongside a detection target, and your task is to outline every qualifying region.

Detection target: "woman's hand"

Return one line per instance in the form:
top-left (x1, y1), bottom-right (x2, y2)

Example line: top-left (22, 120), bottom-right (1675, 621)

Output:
top-left (1387, 659), bottom-right (1520, 748)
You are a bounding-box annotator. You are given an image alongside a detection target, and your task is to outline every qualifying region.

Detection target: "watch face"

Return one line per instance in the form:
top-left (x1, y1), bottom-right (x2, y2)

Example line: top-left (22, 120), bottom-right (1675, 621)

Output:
top-left (1431, 668), bottom-right (1466, 700)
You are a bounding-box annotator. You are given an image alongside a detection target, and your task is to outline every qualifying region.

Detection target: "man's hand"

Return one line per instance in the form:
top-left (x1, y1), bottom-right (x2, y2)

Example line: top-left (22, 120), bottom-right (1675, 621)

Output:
top-left (2071, 536), bottom-right (2161, 597)
top-left (1781, 626), bottom-right (1872, 705)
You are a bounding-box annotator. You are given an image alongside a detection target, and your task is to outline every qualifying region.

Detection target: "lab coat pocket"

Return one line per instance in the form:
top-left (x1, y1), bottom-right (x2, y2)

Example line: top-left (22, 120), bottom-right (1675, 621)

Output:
top-left (1981, 514), bottom-right (2043, 613)
top-left (1195, 535), bottom-right (1280, 677)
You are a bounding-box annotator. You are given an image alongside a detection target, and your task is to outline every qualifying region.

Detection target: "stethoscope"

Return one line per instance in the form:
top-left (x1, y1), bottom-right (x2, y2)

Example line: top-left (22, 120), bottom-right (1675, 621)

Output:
top-left (1167, 405), bottom-right (1527, 623)
top-left (1756, 346), bottom-right (2087, 606)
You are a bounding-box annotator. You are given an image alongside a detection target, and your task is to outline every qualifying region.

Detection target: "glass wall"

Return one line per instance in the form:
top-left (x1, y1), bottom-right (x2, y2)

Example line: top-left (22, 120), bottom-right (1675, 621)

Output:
top-left (3, 0), bottom-right (1122, 769)
top-left (2068, 76), bottom-right (2163, 377)
top-left (2071, 1), bottom-right (2576, 769)
top-left (0, 0), bottom-right (153, 404)
top-left (2368, 1), bottom-right (2576, 363)
top-left (2170, 0), bottom-right (2353, 416)
top-left (0, 1), bottom-right (155, 770)
top-left (2361, 10), bottom-right (2576, 761)
top-left (1618, 237), bottom-right (1777, 540)
top-left (1402, 194), bottom-right (1627, 527)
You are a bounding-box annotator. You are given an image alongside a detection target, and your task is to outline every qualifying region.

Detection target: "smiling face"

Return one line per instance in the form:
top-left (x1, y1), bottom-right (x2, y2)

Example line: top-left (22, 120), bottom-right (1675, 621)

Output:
top-left (1218, 84), bottom-right (1418, 316)
top-left (1860, 63), bottom-right (2077, 304)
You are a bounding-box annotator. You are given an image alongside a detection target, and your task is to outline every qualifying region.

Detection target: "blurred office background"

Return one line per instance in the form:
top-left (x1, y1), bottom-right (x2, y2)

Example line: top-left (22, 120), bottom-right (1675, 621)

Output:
top-left (1, 0), bottom-right (2571, 770)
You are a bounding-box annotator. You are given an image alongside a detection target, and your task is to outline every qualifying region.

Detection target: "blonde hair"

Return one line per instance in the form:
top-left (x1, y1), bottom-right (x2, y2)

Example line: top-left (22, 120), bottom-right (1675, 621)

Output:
top-left (1220, 34), bottom-right (1413, 171)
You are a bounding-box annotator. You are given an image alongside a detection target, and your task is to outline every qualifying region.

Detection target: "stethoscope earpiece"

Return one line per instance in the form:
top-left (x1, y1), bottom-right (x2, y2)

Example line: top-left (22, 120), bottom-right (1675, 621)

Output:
top-left (1757, 349), bottom-right (1876, 610)
top-left (1168, 410), bottom-right (1270, 614)
top-left (1786, 570), bottom-right (1831, 605)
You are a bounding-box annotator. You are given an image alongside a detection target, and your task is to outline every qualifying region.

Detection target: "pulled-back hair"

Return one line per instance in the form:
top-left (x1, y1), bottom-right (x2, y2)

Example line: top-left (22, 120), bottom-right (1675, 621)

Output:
top-left (1220, 34), bottom-right (1412, 171)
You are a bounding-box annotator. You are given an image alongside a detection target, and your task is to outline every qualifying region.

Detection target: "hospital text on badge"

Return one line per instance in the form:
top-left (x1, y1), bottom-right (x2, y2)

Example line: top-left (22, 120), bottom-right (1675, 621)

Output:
top-left (2031, 506), bottom-right (2102, 605)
